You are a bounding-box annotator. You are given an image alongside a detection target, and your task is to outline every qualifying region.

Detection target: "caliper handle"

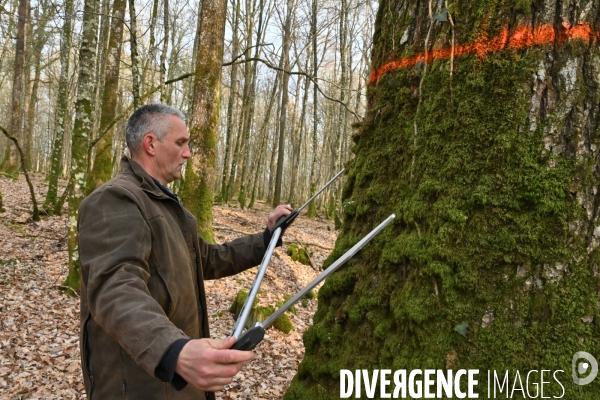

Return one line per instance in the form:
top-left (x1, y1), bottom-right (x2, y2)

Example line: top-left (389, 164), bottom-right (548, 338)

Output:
top-left (231, 326), bottom-right (266, 351)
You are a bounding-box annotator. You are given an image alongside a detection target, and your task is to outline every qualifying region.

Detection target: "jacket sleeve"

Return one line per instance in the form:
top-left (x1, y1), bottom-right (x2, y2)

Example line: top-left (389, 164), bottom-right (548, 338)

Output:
top-left (78, 185), bottom-right (187, 376)
top-left (199, 232), bottom-right (268, 280)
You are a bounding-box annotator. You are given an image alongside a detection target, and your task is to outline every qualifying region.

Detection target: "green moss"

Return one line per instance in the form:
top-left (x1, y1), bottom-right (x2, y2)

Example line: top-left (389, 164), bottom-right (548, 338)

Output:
top-left (229, 289), bottom-right (295, 333)
top-left (287, 243), bottom-right (312, 266)
top-left (286, 0), bottom-right (600, 398)
top-left (277, 294), bottom-right (297, 315)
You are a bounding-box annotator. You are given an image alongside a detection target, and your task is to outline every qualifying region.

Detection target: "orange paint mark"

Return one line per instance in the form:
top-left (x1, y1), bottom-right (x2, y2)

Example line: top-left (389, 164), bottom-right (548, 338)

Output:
top-left (369, 24), bottom-right (595, 85)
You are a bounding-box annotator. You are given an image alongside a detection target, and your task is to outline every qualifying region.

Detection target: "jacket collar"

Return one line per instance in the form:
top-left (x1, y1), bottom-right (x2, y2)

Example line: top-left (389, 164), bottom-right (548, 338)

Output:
top-left (119, 155), bottom-right (168, 199)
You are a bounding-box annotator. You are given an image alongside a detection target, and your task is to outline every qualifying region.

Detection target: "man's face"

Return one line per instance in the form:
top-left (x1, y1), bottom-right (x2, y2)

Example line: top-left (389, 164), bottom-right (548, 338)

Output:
top-left (152, 115), bottom-right (191, 184)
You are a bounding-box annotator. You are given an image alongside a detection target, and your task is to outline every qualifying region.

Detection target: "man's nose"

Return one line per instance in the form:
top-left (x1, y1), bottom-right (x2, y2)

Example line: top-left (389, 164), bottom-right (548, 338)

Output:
top-left (183, 145), bottom-right (191, 158)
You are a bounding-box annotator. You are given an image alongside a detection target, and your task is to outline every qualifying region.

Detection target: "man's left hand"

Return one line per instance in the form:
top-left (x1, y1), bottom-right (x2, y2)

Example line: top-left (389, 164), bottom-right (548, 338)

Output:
top-left (267, 204), bottom-right (293, 232)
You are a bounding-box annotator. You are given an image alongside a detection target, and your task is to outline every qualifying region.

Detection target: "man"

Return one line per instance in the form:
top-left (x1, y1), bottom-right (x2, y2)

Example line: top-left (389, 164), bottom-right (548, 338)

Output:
top-left (78, 104), bottom-right (292, 399)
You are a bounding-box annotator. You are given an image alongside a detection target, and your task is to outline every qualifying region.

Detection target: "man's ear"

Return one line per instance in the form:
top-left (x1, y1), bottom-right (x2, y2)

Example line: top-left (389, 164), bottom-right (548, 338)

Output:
top-left (141, 134), bottom-right (157, 156)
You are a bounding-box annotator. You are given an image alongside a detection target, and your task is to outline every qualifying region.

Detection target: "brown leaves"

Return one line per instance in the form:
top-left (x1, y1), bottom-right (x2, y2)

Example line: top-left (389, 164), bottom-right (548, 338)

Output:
top-left (0, 175), bottom-right (337, 399)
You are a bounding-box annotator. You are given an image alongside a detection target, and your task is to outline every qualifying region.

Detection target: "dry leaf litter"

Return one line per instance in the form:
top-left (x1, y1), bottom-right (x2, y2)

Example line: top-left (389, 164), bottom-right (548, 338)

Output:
top-left (0, 174), bottom-right (337, 399)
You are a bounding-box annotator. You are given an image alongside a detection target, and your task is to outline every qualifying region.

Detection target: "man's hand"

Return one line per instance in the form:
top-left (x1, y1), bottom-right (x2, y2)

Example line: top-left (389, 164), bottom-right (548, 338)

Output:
top-left (267, 204), bottom-right (293, 232)
top-left (175, 337), bottom-right (255, 392)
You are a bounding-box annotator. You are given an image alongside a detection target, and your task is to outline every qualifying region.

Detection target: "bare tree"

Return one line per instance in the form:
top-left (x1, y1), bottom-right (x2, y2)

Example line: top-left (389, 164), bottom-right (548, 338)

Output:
top-left (1, 0), bottom-right (28, 174)
top-left (272, 0), bottom-right (295, 206)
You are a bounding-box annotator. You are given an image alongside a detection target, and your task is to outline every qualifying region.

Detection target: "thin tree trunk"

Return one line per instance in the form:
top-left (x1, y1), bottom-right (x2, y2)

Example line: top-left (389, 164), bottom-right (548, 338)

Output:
top-left (91, 0), bottom-right (111, 153)
top-left (24, 1), bottom-right (53, 172)
top-left (145, 0), bottom-right (160, 96)
top-left (128, 0), bottom-right (142, 108)
top-left (0, 0), bottom-right (19, 92)
top-left (86, 0), bottom-right (127, 195)
top-left (306, 0), bottom-right (319, 217)
top-left (159, 0), bottom-right (169, 102)
top-left (272, 0), bottom-right (295, 206)
top-left (63, 0), bottom-right (99, 293)
top-left (179, 0), bottom-right (228, 243)
top-left (2, 0), bottom-right (28, 173)
top-left (44, 0), bottom-right (74, 213)
top-left (248, 73), bottom-right (280, 209)
top-left (236, 0), bottom-right (256, 209)
top-left (288, 54), bottom-right (311, 205)
top-left (220, 0), bottom-right (241, 203)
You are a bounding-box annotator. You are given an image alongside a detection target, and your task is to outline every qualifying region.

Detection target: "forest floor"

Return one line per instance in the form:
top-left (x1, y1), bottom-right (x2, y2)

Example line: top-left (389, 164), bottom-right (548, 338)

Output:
top-left (0, 174), bottom-right (337, 399)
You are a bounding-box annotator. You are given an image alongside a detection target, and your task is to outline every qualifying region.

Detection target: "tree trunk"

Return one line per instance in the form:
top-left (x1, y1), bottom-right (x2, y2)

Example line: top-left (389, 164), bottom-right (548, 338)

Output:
top-left (273, 0), bottom-right (295, 206)
top-left (128, 0), bottom-right (142, 108)
top-left (2, 0), bottom-right (28, 174)
top-left (159, 0), bottom-right (169, 102)
top-left (249, 72), bottom-right (281, 209)
top-left (44, 0), bottom-right (74, 213)
top-left (288, 54), bottom-right (311, 205)
top-left (179, 0), bottom-right (228, 243)
top-left (0, 0), bottom-right (19, 92)
top-left (306, 0), bottom-right (319, 217)
top-left (63, 0), bottom-right (99, 293)
top-left (236, 0), bottom-right (256, 210)
top-left (286, 0), bottom-right (600, 398)
top-left (145, 0), bottom-right (160, 96)
top-left (220, 0), bottom-right (241, 203)
top-left (86, 0), bottom-right (127, 195)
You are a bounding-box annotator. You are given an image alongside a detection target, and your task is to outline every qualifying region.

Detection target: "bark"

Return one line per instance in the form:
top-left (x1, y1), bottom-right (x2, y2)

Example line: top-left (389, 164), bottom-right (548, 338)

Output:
top-left (145, 0), bottom-right (160, 95)
top-left (333, 0), bottom-right (349, 207)
top-left (159, 0), bottom-right (169, 102)
top-left (179, 0), bottom-right (228, 243)
top-left (44, 0), bottom-right (74, 213)
top-left (22, 3), bottom-right (33, 170)
top-left (249, 71), bottom-right (281, 208)
top-left (2, 0), bottom-right (28, 174)
top-left (236, 0), bottom-right (256, 209)
top-left (273, 0), bottom-right (295, 206)
top-left (128, 0), bottom-right (142, 108)
top-left (63, 0), bottom-right (99, 293)
top-left (221, 0), bottom-right (241, 203)
top-left (286, 0), bottom-right (600, 398)
top-left (0, 0), bottom-right (19, 92)
top-left (306, 0), bottom-right (319, 217)
top-left (288, 54), bottom-right (311, 205)
top-left (86, 0), bottom-right (127, 195)
top-left (25, 1), bottom-right (53, 172)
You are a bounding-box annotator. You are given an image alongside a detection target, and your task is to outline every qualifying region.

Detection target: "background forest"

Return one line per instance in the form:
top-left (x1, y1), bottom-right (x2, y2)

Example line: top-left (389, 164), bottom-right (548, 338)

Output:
top-left (0, 0), bottom-right (377, 291)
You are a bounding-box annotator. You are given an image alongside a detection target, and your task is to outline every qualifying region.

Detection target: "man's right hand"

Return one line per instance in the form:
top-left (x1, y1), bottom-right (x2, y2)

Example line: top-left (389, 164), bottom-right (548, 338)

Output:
top-left (175, 337), bottom-right (255, 392)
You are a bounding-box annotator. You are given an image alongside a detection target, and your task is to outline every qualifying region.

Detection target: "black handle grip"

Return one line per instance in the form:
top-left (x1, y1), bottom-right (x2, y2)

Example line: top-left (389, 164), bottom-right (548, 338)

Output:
top-left (272, 210), bottom-right (299, 233)
top-left (231, 326), bottom-right (266, 351)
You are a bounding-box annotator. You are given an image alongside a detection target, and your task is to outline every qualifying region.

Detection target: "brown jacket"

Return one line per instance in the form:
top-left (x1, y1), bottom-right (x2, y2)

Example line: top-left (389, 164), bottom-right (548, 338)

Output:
top-left (78, 157), bottom-right (266, 399)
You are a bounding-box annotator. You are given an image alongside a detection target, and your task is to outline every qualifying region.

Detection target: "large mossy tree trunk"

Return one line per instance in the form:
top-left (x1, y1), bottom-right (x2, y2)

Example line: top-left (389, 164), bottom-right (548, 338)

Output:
top-left (179, 0), bottom-right (227, 243)
top-left (63, 0), bottom-right (99, 293)
top-left (286, 0), bottom-right (600, 398)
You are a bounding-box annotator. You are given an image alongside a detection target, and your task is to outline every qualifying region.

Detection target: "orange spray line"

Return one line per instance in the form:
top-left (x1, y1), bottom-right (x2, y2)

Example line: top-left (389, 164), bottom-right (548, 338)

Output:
top-left (369, 24), bottom-right (595, 85)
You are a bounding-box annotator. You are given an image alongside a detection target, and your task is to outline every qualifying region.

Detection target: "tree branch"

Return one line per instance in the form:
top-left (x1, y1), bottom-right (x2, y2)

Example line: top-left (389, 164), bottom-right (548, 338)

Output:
top-left (0, 125), bottom-right (40, 221)
top-left (88, 72), bottom-right (194, 151)
top-left (224, 56), bottom-right (361, 120)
